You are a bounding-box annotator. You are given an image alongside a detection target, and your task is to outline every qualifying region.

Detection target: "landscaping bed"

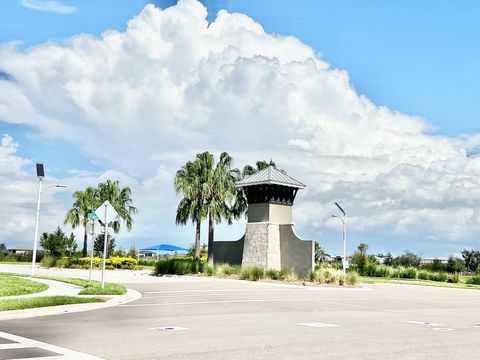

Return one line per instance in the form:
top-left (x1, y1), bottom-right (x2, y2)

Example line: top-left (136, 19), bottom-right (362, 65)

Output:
top-left (0, 273), bottom-right (48, 297)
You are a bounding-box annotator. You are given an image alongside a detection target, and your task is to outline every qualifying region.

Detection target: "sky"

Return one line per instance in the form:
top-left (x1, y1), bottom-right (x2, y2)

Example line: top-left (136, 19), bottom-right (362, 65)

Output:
top-left (0, 0), bottom-right (479, 257)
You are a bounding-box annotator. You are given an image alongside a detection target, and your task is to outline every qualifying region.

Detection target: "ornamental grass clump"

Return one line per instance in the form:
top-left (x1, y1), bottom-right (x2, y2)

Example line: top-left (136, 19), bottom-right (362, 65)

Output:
top-left (215, 264), bottom-right (238, 277)
top-left (240, 266), bottom-right (265, 281)
top-left (279, 268), bottom-right (297, 282)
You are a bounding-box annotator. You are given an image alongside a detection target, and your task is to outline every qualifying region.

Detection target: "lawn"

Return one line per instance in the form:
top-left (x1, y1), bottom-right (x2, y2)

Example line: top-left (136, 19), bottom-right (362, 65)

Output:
top-left (34, 275), bottom-right (127, 295)
top-left (0, 274), bottom-right (48, 297)
top-left (361, 276), bottom-right (480, 290)
top-left (0, 296), bottom-right (103, 311)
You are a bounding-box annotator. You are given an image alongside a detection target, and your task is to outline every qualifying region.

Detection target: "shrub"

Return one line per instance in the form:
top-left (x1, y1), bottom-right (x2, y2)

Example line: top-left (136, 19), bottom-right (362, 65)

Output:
top-left (417, 270), bottom-right (430, 280)
top-left (204, 263), bottom-right (215, 276)
top-left (280, 268), bottom-right (298, 282)
top-left (428, 272), bottom-right (448, 282)
top-left (266, 269), bottom-right (281, 280)
top-left (154, 258), bottom-right (203, 275)
top-left (345, 272), bottom-right (358, 286)
top-left (239, 266), bottom-right (264, 281)
top-left (401, 267), bottom-right (417, 279)
top-left (56, 257), bottom-right (71, 268)
top-left (448, 272), bottom-right (460, 283)
top-left (466, 274), bottom-right (480, 285)
top-left (216, 264), bottom-right (238, 277)
top-left (40, 256), bottom-right (57, 268)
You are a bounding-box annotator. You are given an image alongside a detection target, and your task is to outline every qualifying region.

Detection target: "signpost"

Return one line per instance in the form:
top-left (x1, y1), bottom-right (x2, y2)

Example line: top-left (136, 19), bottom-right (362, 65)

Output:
top-left (87, 212), bottom-right (99, 282)
top-left (94, 201), bottom-right (118, 288)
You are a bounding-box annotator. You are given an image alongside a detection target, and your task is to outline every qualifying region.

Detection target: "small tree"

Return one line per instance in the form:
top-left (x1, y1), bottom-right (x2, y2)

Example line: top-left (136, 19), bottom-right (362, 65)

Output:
top-left (461, 249), bottom-right (480, 273)
top-left (40, 227), bottom-right (69, 257)
top-left (127, 244), bottom-right (138, 259)
top-left (94, 234), bottom-right (116, 258)
top-left (315, 242), bottom-right (327, 263)
top-left (383, 252), bottom-right (394, 266)
top-left (446, 256), bottom-right (465, 273)
top-left (395, 251), bottom-right (422, 268)
top-left (351, 243), bottom-right (369, 273)
top-left (65, 233), bottom-right (78, 256)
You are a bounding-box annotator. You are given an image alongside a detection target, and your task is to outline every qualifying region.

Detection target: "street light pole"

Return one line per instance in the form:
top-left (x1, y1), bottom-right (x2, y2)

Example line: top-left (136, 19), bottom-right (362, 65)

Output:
top-left (31, 163), bottom-right (67, 276)
top-left (31, 177), bottom-right (43, 276)
top-left (333, 202), bottom-right (347, 277)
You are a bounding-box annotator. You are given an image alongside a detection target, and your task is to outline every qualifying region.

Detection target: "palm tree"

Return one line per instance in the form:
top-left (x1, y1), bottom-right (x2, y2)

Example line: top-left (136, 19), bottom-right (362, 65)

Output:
top-left (64, 187), bottom-right (98, 257)
top-left (174, 156), bottom-right (210, 259)
top-left (205, 152), bottom-right (238, 263)
top-left (97, 180), bottom-right (138, 233)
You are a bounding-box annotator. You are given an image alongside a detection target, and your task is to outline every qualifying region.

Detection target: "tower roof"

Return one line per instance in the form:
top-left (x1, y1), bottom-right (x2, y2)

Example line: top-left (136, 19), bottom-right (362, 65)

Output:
top-left (236, 165), bottom-right (306, 189)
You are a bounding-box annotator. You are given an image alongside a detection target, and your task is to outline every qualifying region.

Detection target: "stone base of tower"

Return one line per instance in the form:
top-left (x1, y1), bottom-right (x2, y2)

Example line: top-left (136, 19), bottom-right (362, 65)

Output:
top-left (241, 222), bottom-right (314, 275)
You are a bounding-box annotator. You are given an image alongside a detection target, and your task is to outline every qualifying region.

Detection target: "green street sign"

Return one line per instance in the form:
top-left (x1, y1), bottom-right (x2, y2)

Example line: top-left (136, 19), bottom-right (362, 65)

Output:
top-left (87, 212), bottom-right (99, 220)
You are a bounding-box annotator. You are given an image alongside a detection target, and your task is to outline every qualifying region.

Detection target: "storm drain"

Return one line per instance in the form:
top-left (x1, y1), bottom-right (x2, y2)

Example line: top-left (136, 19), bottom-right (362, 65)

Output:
top-left (149, 326), bottom-right (189, 332)
top-left (297, 322), bottom-right (339, 328)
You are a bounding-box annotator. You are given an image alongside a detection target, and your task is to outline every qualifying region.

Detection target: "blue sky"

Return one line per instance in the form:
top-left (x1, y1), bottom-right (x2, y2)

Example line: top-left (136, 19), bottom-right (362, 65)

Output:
top-left (1, 0), bottom-right (479, 256)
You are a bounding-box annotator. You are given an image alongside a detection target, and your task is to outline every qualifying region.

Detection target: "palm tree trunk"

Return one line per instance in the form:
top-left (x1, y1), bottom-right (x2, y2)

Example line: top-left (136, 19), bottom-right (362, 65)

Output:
top-left (207, 212), bottom-right (214, 264)
top-left (195, 220), bottom-right (201, 260)
top-left (82, 223), bottom-right (88, 257)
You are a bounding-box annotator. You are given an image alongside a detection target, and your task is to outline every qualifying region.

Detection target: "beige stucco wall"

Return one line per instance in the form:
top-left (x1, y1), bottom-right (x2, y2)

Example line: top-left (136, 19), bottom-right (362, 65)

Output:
top-left (247, 203), bottom-right (292, 223)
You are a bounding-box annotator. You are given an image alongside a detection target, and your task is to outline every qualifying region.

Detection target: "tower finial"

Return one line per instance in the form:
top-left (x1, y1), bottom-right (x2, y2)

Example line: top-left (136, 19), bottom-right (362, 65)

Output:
top-left (269, 159), bottom-right (276, 167)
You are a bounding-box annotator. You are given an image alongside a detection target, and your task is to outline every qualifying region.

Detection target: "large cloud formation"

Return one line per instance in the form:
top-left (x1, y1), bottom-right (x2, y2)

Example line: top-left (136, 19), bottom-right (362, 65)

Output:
top-left (1, 0), bottom-right (479, 254)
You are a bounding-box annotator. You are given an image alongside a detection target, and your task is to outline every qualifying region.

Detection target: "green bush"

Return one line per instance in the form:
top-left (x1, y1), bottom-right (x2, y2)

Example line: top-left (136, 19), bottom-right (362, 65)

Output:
top-left (40, 256), bottom-right (57, 268)
top-left (204, 263), bottom-right (215, 276)
top-left (345, 272), bottom-right (358, 286)
top-left (265, 269), bottom-right (281, 280)
top-left (55, 257), bottom-right (71, 268)
top-left (466, 274), bottom-right (480, 285)
top-left (428, 272), bottom-right (448, 282)
top-left (448, 272), bottom-right (460, 283)
top-left (418, 270), bottom-right (430, 280)
top-left (216, 264), bottom-right (238, 276)
top-left (402, 267), bottom-right (418, 279)
top-left (240, 266), bottom-right (264, 281)
top-left (154, 258), bottom-right (203, 275)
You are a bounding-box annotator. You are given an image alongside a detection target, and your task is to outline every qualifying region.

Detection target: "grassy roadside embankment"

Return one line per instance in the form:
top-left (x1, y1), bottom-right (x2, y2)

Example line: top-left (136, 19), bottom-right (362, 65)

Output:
top-left (0, 296), bottom-right (103, 311)
top-left (361, 276), bottom-right (480, 290)
top-left (0, 273), bottom-right (48, 297)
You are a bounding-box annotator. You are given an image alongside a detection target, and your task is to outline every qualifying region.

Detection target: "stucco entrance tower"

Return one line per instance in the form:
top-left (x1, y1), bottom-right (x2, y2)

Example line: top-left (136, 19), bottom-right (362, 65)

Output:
top-left (213, 162), bottom-right (315, 274)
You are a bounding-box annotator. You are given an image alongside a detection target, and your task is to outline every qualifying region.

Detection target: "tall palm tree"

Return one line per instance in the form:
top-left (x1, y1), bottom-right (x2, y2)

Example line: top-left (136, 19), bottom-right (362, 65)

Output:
top-left (97, 180), bottom-right (138, 233)
top-left (205, 152), bottom-right (238, 263)
top-left (64, 187), bottom-right (98, 257)
top-left (174, 156), bottom-right (210, 259)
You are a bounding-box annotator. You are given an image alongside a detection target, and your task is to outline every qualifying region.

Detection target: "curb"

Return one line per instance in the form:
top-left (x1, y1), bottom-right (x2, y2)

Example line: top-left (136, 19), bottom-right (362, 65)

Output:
top-left (0, 288), bottom-right (142, 321)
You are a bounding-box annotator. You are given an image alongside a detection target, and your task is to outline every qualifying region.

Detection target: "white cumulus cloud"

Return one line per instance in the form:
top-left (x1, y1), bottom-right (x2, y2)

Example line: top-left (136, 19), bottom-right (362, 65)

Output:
top-left (1, 0), bottom-right (479, 254)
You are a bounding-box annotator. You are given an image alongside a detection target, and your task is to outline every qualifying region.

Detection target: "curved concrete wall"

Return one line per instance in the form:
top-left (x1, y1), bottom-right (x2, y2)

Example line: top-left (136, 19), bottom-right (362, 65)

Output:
top-left (212, 236), bottom-right (244, 265)
top-left (279, 225), bottom-right (314, 275)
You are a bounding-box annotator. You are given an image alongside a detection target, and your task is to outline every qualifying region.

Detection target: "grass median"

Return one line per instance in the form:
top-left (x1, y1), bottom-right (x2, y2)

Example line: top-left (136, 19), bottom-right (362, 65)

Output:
top-left (0, 296), bottom-right (104, 311)
top-left (34, 276), bottom-right (127, 295)
top-left (0, 273), bottom-right (48, 297)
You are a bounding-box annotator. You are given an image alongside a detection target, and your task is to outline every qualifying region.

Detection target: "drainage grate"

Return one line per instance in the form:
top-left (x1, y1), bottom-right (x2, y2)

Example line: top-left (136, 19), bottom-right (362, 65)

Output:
top-left (149, 326), bottom-right (189, 332)
top-left (297, 322), bottom-right (339, 328)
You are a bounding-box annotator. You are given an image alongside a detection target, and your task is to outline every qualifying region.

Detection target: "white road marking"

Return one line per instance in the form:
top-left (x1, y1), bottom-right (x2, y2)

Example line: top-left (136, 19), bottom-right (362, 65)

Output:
top-left (149, 326), bottom-right (189, 332)
top-left (432, 328), bottom-right (454, 331)
top-left (123, 296), bottom-right (480, 307)
top-left (405, 321), bottom-right (445, 326)
top-left (0, 331), bottom-right (104, 359)
top-left (297, 322), bottom-right (339, 328)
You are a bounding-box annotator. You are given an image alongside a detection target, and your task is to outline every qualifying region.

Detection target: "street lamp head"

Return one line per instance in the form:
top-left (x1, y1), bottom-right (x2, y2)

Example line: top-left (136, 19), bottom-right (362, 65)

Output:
top-left (334, 202), bottom-right (345, 216)
top-left (55, 185), bottom-right (67, 188)
top-left (35, 163), bottom-right (45, 178)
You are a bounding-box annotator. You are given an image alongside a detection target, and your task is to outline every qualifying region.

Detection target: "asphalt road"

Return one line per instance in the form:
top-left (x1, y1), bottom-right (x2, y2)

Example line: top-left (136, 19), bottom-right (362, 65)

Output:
top-left (2, 277), bottom-right (480, 360)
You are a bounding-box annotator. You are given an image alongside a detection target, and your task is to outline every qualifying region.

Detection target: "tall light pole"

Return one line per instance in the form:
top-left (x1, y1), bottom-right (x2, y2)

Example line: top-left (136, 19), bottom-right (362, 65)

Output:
top-left (332, 201), bottom-right (347, 276)
top-left (31, 163), bottom-right (67, 276)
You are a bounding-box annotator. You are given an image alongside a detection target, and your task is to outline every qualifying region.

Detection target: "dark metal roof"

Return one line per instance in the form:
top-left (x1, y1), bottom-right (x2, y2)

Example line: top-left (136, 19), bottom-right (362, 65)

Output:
top-left (236, 166), bottom-right (306, 189)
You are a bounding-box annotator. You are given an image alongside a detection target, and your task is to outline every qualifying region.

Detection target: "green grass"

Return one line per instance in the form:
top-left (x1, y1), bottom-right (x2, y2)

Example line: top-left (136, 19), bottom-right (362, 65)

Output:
top-left (0, 274), bottom-right (48, 297)
top-left (0, 296), bottom-right (103, 311)
top-left (361, 276), bottom-right (480, 290)
top-left (34, 276), bottom-right (127, 295)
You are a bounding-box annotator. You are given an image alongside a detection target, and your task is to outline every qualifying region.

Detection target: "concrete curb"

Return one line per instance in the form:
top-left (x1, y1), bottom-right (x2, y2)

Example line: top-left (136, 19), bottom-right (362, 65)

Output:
top-left (0, 288), bottom-right (142, 321)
